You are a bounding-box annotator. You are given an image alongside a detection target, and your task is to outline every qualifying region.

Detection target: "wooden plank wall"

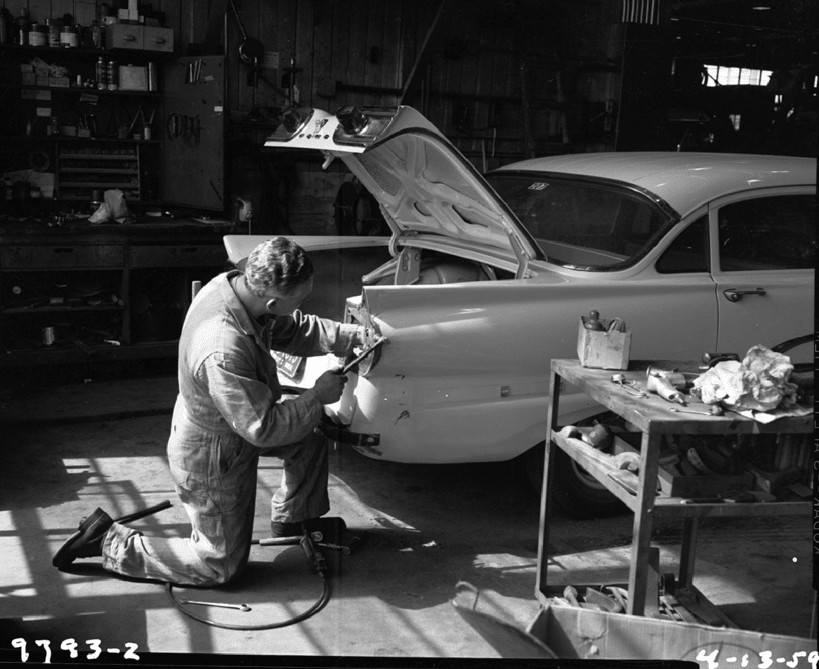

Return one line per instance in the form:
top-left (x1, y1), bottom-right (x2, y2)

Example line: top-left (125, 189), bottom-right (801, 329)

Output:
top-left (4, 0), bottom-right (622, 234)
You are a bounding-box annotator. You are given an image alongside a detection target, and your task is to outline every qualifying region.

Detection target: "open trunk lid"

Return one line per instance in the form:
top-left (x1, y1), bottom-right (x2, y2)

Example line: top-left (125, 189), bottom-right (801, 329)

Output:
top-left (261, 106), bottom-right (542, 276)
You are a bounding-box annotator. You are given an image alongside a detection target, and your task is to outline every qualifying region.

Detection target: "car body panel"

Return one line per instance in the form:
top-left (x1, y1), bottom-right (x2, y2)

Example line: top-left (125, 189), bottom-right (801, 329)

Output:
top-left (224, 106), bottom-right (815, 465)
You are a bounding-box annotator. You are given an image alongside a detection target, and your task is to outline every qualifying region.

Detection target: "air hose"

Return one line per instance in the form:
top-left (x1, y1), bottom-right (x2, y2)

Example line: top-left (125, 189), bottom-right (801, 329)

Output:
top-left (164, 535), bottom-right (331, 630)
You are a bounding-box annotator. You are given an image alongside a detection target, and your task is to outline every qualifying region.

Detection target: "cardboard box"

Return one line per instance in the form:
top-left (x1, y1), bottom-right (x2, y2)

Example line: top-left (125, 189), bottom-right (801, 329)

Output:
top-left (118, 65), bottom-right (148, 91)
top-left (527, 604), bottom-right (815, 666)
top-left (577, 317), bottom-right (631, 370)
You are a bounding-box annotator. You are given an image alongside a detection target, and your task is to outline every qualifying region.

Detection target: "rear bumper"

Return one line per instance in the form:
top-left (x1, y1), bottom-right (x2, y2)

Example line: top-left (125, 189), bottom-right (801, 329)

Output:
top-left (316, 418), bottom-right (381, 455)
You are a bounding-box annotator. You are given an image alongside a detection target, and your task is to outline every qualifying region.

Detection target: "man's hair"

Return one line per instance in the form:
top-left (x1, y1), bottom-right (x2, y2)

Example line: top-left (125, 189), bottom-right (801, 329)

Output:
top-left (244, 237), bottom-right (314, 298)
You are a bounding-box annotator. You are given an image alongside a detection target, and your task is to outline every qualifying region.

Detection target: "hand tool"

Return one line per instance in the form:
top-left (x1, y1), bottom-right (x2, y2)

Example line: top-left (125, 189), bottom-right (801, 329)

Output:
top-left (701, 351), bottom-right (739, 368)
top-left (114, 499), bottom-right (172, 523)
top-left (252, 531), bottom-right (323, 546)
top-left (605, 586), bottom-right (628, 612)
top-left (646, 371), bottom-right (686, 405)
top-left (584, 587), bottom-right (622, 613)
top-left (342, 336), bottom-right (388, 374)
top-left (317, 535), bottom-right (362, 556)
top-left (668, 405), bottom-right (722, 416)
top-left (611, 373), bottom-right (645, 397)
top-left (180, 599), bottom-right (251, 612)
top-left (563, 585), bottom-right (581, 607)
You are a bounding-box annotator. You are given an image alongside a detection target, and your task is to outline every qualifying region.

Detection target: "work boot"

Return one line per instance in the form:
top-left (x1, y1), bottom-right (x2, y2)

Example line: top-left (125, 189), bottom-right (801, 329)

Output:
top-left (270, 520), bottom-right (306, 538)
top-left (52, 508), bottom-right (113, 570)
top-left (270, 517), bottom-right (346, 542)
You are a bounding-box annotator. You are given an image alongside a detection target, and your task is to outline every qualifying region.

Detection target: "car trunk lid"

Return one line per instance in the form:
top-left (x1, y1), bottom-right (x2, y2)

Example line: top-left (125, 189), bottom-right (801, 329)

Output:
top-left (263, 106), bottom-right (542, 277)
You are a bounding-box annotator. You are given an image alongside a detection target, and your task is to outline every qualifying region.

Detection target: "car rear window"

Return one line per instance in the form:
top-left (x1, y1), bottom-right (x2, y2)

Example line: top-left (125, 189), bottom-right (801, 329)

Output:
top-left (487, 173), bottom-right (672, 270)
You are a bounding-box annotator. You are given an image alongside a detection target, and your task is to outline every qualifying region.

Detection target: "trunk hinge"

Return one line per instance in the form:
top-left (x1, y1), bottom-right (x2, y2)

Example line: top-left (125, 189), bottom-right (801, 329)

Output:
top-left (506, 229), bottom-right (531, 279)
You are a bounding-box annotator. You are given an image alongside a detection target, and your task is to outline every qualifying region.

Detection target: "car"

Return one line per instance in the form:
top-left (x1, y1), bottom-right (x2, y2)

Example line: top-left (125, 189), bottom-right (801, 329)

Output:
top-left (224, 105), bottom-right (815, 518)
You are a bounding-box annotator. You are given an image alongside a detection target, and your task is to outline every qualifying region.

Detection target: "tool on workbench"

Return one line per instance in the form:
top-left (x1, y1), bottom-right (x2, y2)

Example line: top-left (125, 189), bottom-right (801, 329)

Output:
top-left (646, 369), bottom-right (686, 405)
top-left (701, 351), bottom-right (740, 368)
top-left (668, 405), bottom-right (723, 416)
top-left (611, 373), bottom-right (645, 397)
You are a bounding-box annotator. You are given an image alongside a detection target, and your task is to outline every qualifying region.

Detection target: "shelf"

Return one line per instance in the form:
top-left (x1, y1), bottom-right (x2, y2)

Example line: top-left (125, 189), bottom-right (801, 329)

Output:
top-left (0, 44), bottom-right (174, 59)
top-left (0, 135), bottom-right (159, 145)
top-left (6, 84), bottom-right (160, 97)
top-left (60, 153), bottom-right (137, 160)
top-left (59, 168), bottom-right (139, 174)
top-left (60, 182), bottom-right (138, 188)
top-left (2, 304), bottom-right (123, 314)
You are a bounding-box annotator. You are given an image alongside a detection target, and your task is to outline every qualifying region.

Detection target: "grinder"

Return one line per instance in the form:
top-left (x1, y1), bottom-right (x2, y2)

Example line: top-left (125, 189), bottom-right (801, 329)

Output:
top-left (646, 370), bottom-right (686, 405)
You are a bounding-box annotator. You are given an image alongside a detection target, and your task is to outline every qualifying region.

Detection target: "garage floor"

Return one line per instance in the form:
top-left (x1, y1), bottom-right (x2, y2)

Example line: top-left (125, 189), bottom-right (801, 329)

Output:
top-left (0, 363), bottom-right (814, 663)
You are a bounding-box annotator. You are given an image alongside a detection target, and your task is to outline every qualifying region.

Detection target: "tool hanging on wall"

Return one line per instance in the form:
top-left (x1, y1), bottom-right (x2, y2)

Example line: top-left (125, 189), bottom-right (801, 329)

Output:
top-left (229, 0), bottom-right (264, 87)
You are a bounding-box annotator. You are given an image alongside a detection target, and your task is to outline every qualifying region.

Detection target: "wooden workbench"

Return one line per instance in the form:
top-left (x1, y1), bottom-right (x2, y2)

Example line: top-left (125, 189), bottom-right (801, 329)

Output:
top-left (536, 359), bottom-right (811, 623)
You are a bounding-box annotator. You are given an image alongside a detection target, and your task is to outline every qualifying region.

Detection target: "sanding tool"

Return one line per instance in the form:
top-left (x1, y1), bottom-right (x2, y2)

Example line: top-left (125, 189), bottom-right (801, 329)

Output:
top-left (342, 336), bottom-right (388, 374)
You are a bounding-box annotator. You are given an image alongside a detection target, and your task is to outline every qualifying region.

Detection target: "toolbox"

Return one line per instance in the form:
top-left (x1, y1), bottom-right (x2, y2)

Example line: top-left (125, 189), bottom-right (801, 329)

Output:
top-left (577, 314), bottom-right (631, 370)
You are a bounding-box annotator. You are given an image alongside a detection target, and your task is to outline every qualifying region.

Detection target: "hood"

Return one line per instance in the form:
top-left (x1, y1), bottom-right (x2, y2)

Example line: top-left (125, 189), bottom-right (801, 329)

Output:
top-left (263, 106), bottom-right (542, 275)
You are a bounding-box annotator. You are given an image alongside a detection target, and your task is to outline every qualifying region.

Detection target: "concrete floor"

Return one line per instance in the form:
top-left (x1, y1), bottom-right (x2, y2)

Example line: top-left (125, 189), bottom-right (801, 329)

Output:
top-left (0, 363), bottom-right (814, 663)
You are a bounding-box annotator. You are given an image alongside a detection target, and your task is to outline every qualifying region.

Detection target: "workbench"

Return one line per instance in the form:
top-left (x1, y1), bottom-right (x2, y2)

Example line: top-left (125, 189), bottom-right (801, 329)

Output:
top-left (536, 358), bottom-right (811, 624)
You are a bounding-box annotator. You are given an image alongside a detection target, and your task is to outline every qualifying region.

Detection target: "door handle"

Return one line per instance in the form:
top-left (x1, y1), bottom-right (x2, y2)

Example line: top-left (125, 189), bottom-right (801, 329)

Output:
top-left (723, 287), bottom-right (766, 302)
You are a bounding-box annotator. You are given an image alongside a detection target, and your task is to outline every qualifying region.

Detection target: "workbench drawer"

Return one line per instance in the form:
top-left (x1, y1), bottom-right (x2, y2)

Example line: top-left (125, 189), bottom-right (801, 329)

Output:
top-left (0, 245), bottom-right (124, 269)
top-left (106, 24), bottom-right (143, 51)
top-left (144, 26), bottom-right (174, 54)
top-left (129, 245), bottom-right (226, 268)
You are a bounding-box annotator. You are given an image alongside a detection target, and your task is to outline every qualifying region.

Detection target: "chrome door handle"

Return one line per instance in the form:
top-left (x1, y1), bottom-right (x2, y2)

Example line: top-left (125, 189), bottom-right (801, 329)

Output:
top-left (723, 287), bottom-right (766, 302)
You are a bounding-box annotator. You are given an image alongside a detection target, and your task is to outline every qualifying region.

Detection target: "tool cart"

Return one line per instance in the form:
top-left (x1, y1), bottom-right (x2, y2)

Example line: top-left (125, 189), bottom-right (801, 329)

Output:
top-left (536, 358), bottom-right (812, 624)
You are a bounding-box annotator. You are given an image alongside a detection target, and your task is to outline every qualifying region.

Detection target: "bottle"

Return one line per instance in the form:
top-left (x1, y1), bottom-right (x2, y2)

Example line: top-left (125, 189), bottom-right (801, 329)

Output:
top-left (91, 19), bottom-right (102, 48)
top-left (107, 59), bottom-right (118, 91)
top-left (583, 310), bottom-right (605, 331)
top-left (1, 8), bottom-right (14, 44)
top-left (47, 18), bottom-right (60, 47)
top-left (15, 7), bottom-right (29, 46)
top-left (147, 61), bottom-right (157, 92)
top-left (96, 56), bottom-right (106, 90)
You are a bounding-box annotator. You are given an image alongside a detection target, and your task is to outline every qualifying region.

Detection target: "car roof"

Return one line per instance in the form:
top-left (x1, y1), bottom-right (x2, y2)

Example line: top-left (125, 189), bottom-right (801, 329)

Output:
top-left (492, 152), bottom-right (817, 218)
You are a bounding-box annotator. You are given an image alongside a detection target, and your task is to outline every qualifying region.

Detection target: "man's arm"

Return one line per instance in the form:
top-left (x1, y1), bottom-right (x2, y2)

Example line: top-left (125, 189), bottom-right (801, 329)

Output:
top-left (268, 310), bottom-right (365, 357)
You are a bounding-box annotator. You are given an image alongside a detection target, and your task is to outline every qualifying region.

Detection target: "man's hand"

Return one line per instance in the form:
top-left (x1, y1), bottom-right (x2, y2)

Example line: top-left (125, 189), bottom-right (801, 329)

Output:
top-left (312, 368), bottom-right (348, 404)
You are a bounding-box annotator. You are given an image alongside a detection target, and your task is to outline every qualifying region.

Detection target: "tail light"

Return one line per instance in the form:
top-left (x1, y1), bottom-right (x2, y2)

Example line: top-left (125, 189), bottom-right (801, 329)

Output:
top-left (333, 106), bottom-right (398, 148)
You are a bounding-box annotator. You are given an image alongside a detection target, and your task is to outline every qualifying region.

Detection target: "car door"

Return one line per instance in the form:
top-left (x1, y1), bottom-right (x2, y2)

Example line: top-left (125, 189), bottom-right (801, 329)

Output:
top-left (710, 190), bottom-right (815, 364)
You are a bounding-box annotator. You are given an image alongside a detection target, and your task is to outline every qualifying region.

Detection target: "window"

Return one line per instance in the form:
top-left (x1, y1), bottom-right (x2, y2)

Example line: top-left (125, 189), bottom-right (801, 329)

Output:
top-left (656, 216), bottom-right (708, 273)
top-left (705, 65), bottom-right (772, 87)
top-left (718, 195), bottom-right (816, 271)
top-left (487, 174), bottom-right (672, 270)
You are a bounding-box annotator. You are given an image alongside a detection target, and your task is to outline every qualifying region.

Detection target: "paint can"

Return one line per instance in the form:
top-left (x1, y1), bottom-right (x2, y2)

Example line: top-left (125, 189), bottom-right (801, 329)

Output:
top-left (42, 326), bottom-right (55, 346)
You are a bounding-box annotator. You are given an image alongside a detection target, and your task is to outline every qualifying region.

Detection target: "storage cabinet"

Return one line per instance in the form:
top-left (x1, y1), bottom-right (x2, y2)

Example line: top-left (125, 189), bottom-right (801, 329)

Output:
top-left (0, 43), bottom-right (168, 207)
top-left (0, 226), bottom-right (231, 366)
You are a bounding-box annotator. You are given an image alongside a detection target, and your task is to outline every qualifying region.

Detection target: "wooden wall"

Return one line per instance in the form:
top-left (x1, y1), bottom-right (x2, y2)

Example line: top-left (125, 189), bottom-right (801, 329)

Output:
top-left (4, 0), bottom-right (624, 234)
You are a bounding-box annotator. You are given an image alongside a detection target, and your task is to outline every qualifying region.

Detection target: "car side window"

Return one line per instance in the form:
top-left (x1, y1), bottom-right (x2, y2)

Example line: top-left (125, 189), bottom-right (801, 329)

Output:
top-left (655, 216), bottom-right (708, 273)
top-left (718, 195), bottom-right (816, 271)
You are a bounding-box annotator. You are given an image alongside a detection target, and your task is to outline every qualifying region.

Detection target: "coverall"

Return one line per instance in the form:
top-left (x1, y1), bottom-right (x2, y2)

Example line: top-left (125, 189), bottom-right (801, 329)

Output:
top-left (98, 270), bottom-right (361, 585)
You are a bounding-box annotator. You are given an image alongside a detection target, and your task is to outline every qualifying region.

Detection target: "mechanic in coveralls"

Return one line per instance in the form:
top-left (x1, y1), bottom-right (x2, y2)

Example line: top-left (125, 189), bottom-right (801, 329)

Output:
top-left (53, 237), bottom-right (367, 586)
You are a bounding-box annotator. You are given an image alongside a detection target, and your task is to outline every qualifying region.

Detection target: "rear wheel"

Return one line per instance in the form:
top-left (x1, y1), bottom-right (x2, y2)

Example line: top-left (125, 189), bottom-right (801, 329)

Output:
top-left (521, 416), bottom-right (628, 519)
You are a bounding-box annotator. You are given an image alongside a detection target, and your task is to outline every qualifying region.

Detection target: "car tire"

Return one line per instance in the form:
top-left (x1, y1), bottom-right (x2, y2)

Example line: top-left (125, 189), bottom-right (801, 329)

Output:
top-left (522, 439), bottom-right (628, 520)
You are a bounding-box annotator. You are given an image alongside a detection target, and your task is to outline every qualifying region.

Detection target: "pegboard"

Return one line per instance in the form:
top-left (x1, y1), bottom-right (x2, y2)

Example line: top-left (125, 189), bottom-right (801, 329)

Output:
top-left (161, 56), bottom-right (226, 212)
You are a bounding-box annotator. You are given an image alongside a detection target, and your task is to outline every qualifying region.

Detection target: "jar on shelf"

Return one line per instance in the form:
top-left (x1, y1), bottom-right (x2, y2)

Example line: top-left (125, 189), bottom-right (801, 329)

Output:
top-left (107, 59), bottom-right (119, 91)
top-left (28, 23), bottom-right (47, 47)
top-left (96, 56), bottom-right (107, 90)
top-left (46, 18), bottom-right (61, 47)
top-left (60, 24), bottom-right (78, 48)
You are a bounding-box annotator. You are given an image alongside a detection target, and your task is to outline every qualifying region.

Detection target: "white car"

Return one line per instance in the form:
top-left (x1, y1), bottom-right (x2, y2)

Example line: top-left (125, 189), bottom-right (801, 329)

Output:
top-left (225, 105), bottom-right (815, 517)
